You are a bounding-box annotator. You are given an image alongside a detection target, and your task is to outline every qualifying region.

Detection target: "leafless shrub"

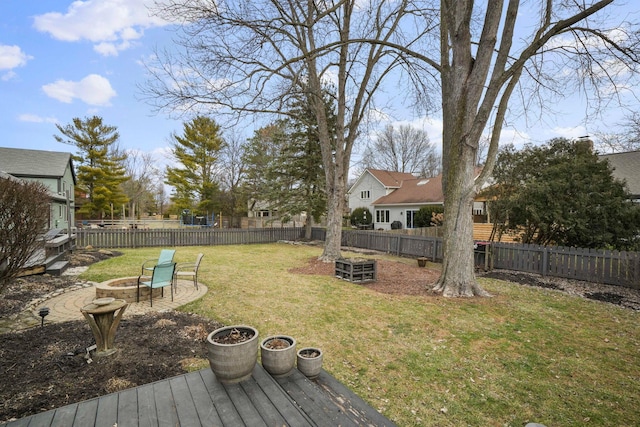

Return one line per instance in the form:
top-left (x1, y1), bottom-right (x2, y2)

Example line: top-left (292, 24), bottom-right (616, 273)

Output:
top-left (0, 177), bottom-right (51, 292)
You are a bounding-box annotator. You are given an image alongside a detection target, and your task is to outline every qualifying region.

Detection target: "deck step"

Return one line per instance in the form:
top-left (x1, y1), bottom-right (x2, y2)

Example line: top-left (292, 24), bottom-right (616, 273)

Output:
top-left (46, 261), bottom-right (69, 276)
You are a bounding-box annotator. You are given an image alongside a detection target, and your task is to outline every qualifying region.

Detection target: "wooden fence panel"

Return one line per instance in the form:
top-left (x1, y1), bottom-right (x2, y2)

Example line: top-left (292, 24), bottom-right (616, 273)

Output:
top-left (76, 227), bottom-right (639, 289)
top-left (76, 228), bottom-right (304, 249)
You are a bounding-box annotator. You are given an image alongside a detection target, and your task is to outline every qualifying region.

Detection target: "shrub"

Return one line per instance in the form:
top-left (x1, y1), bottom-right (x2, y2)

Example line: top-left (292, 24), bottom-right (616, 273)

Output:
top-left (415, 205), bottom-right (444, 227)
top-left (0, 177), bottom-right (51, 292)
top-left (350, 207), bottom-right (372, 226)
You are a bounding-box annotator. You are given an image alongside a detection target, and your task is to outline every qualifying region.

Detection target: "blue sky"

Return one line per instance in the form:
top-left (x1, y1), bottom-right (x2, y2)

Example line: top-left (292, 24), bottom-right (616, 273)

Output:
top-left (1, 0), bottom-right (638, 169)
top-left (1, 0), bottom-right (181, 160)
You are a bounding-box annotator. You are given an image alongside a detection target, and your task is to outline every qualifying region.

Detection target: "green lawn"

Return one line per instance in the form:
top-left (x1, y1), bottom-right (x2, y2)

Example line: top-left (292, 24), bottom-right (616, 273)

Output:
top-left (81, 244), bottom-right (640, 427)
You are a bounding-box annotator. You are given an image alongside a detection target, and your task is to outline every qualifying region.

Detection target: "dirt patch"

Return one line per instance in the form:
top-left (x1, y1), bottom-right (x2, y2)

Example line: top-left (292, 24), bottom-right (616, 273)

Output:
top-left (481, 269), bottom-right (640, 311)
top-left (290, 257), bottom-right (442, 296)
top-left (0, 312), bottom-right (222, 422)
top-left (0, 249), bottom-right (224, 423)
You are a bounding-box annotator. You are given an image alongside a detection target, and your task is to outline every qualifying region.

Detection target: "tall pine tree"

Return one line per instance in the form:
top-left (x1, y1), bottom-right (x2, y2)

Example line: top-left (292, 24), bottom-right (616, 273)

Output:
top-left (243, 88), bottom-right (333, 238)
top-left (165, 116), bottom-right (225, 216)
top-left (55, 116), bottom-right (128, 219)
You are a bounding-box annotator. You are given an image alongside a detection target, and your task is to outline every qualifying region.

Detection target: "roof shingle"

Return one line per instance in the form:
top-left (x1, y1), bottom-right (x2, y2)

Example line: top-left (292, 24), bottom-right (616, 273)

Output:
top-left (0, 147), bottom-right (74, 180)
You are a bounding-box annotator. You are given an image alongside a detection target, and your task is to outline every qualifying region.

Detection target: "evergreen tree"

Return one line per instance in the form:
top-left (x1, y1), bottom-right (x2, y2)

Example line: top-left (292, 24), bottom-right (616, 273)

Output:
top-left (55, 116), bottom-right (128, 219)
top-left (243, 89), bottom-right (332, 238)
top-left (165, 116), bottom-right (225, 216)
top-left (486, 138), bottom-right (640, 250)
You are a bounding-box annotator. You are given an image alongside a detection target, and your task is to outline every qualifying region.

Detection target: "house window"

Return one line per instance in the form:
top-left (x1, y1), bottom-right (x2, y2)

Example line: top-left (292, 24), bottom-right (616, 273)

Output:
top-left (360, 190), bottom-right (370, 200)
top-left (258, 210), bottom-right (270, 217)
top-left (406, 210), bottom-right (418, 228)
top-left (375, 209), bottom-right (390, 223)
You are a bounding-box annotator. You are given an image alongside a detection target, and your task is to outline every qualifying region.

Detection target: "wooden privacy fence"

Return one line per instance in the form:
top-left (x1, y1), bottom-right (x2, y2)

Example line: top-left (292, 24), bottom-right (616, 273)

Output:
top-left (75, 227), bottom-right (304, 249)
top-left (491, 242), bottom-right (640, 289)
top-left (312, 228), bottom-right (639, 289)
top-left (75, 227), bottom-right (639, 289)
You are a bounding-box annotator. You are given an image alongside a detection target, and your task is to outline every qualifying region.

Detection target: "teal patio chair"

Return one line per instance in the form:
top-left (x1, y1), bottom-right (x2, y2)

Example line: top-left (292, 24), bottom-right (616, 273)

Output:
top-left (137, 262), bottom-right (176, 307)
top-left (174, 253), bottom-right (204, 290)
top-left (141, 249), bottom-right (176, 275)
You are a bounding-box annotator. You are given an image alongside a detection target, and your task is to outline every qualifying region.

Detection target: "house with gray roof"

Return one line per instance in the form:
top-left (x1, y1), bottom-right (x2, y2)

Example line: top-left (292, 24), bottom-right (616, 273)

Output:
top-left (599, 150), bottom-right (640, 201)
top-left (0, 147), bottom-right (76, 229)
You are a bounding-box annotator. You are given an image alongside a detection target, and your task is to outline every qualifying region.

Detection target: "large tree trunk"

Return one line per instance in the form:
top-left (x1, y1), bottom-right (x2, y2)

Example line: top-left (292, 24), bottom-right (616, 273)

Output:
top-left (304, 211), bottom-right (312, 240)
top-left (434, 0), bottom-right (491, 297)
top-left (319, 167), bottom-right (345, 261)
top-left (433, 158), bottom-right (491, 297)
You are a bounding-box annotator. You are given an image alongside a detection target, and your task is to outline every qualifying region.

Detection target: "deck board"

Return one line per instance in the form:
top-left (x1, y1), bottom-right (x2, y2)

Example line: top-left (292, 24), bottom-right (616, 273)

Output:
top-left (169, 376), bottom-right (202, 426)
top-left (72, 398), bottom-right (97, 426)
top-left (135, 383), bottom-right (157, 427)
top-left (246, 365), bottom-right (313, 427)
top-left (1, 364), bottom-right (396, 427)
top-left (95, 393), bottom-right (118, 427)
top-left (152, 380), bottom-right (178, 427)
top-left (183, 371), bottom-right (222, 425)
top-left (117, 388), bottom-right (138, 427)
top-left (276, 369), bottom-right (358, 426)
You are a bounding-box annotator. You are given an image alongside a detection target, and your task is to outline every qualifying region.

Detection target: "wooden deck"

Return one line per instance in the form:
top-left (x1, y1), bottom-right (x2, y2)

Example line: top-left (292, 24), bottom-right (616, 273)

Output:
top-left (1, 364), bottom-right (396, 427)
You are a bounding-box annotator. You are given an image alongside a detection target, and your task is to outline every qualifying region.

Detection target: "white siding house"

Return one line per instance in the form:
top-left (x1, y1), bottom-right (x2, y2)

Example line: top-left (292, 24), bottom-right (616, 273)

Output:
top-left (347, 169), bottom-right (416, 214)
top-left (348, 168), bottom-right (488, 230)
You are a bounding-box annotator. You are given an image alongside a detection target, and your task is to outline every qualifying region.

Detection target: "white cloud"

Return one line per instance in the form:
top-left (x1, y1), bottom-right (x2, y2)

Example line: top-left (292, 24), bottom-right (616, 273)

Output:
top-left (549, 125), bottom-right (588, 140)
top-left (42, 74), bottom-right (117, 106)
top-left (18, 114), bottom-right (58, 124)
top-left (0, 44), bottom-right (32, 70)
top-left (33, 0), bottom-right (169, 56)
top-left (1, 71), bottom-right (17, 81)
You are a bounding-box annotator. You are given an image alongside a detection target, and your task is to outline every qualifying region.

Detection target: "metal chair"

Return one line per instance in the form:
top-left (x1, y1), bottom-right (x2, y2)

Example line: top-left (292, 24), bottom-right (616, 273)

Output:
top-left (137, 262), bottom-right (176, 306)
top-left (141, 249), bottom-right (175, 275)
top-left (174, 253), bottom-right (204, 290)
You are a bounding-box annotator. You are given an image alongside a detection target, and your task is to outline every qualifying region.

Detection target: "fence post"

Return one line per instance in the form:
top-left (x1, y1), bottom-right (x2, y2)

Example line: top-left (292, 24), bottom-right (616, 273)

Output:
top-left (541, 246), bottom-right (548, 277)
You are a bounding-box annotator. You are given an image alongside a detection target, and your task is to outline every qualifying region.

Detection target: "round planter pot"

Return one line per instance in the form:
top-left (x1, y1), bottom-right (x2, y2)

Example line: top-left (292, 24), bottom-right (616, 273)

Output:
top-left (417, 257), bottom-right (427, 268)
top-left (296, 347), bottom-right (323, 379)
top-left (206, 325), bottom-right (259, 384)
top-left (260, 335), bottom-right (297, 377)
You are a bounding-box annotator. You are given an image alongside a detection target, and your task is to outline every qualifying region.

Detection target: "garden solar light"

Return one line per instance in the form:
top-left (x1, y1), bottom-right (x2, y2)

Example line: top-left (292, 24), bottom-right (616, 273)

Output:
top-left (38, 307), bottom-right (50, 327)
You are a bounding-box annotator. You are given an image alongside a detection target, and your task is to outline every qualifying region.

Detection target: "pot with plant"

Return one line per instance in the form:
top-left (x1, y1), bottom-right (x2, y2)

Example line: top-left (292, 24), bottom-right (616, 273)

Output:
top-left (260, 335), bottom-right (296, 377)
top-left (206, 325), bottom-right (259, 384)
top-left (296, 347), bottom-right (323, 379)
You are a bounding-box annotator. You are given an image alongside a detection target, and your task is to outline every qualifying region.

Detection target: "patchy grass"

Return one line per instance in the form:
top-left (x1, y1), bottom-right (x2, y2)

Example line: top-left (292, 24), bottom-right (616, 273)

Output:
top-left (81, 244), bottom-right (640, 427)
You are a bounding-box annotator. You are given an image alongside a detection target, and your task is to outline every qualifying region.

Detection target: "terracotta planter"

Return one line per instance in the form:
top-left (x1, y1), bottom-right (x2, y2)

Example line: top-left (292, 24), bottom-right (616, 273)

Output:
top-left (260, 335), bottom-right (296, 377)
top-left (206, 325), bottom-right (259, 384)
top-left (297, 347), bottom-right (323, 379)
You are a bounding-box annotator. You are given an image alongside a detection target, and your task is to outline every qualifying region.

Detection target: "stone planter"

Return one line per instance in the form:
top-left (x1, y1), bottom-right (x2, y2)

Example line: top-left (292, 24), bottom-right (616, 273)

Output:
top-left (260, 335), bottom-right (296, 377)
top-left (206, 325), bottom-right (259, 384)
top-left (296, 347), bottom-right (323, 379)
top-left (417, 257), bottom-right (427, 268)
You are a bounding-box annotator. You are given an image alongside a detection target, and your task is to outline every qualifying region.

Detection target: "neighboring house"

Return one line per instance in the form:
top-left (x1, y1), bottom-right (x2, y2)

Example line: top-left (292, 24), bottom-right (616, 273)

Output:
top-left (599, 150), bottom-right (640, 202)
top-left (348, 169), bottom-right (416, 213)
top-left (0, 147), bottom-right (76, 230)
top-left (348, 168), bottom-right (488, 230)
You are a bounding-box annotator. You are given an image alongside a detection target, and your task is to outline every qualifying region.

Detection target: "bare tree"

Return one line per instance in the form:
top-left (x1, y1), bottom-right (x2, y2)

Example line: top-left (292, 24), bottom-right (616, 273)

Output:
top-left (361, 124), bottom-right (440, 176)
top-left (216, 131), bottom-right (248, 226)
top-left (391, 0), bottom-right (640, 296)
top-left (144, 0), bottom-right (420, 261)
top-left (595, 112), bottom-right (640, 153)
top-left (0, 177), bottom-right (51, 292)
top-left (121, 150), bottom-right (163, 219)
